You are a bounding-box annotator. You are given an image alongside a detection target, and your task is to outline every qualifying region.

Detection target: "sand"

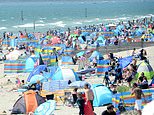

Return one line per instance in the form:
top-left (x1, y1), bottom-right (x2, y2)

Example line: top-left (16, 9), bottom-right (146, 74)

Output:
top-left (0, 46), bottom-right (154, 115)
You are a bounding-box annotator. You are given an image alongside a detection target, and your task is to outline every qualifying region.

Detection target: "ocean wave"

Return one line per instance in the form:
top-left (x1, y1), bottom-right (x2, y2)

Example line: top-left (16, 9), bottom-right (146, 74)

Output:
top-left (134, 14), bottom-right (154, 20)
top-left (48, 21), bottom-right (66, 27)
top-left (40, 17), bottom-right (46, 20)
top-left (13, 23), bottom-right (45, 28)
top-left (37, 20), bottom-right (44, 23)
top-left (104, 17), bottom-right (130, 22)
top-left (73, 22), bottom-right (82, 25)
top-left (0, 27), bottom-right (7, 30)
top-left (1, 19), bottom-right (6, 22)
top-left (11, 17), bottom-right (14, 19)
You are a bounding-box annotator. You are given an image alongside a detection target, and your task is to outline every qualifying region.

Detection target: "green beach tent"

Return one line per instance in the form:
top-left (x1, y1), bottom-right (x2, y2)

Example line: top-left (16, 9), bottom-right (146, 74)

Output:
top-left (137, 61), bottom-right (154, 80)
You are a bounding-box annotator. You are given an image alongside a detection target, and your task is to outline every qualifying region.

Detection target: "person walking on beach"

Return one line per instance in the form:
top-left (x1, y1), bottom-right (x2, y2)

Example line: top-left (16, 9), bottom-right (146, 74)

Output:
top-left (77, 92), bottom-right (85, 115)
top-left (84, 84), bottom-right (94, 111)
top-left (131, 83), bottom-right (146, 115)
top-left (103, 72), bottom-right (111, 87)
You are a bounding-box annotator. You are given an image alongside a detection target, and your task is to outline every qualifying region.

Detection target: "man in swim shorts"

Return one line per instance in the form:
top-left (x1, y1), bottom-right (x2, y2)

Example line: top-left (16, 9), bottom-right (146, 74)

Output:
top-left (131, 83), bottom-right (146, 115)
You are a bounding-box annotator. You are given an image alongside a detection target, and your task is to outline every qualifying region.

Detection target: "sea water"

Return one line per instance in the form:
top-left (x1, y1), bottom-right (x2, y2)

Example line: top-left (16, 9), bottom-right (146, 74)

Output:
top-left (0, 0), bottom-right (154, 33)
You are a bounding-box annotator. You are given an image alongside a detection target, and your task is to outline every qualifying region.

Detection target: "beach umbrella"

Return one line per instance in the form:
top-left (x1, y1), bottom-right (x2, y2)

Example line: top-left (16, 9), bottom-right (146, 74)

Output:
top-left (142, 100), bottom-right (154, 115)
top-left (34, 100), bottom-right (56, 115)
top-left (69, 81), bottom-right (91, 88)
top-left (76, 51), bottom-right (85, 57)
top-left (29, 75), bottom-right (46, 84)
top-left (137, 61), bottom-right (154, 80)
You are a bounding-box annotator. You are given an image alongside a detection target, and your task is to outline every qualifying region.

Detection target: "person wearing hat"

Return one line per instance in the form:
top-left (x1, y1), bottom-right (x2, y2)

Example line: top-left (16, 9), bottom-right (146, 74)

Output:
top-left (102, 104), bottom-right (116, 115)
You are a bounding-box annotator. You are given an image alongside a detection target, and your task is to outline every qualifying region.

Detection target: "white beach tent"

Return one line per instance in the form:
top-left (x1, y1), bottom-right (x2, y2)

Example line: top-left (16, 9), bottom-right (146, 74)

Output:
top-left (51, 67), bottom-right (80, 82)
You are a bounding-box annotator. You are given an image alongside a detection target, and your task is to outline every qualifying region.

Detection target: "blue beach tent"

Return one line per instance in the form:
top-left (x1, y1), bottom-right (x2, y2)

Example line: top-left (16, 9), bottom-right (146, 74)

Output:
top-left (94, 36), bottom-right (106, 46)
top-left (29, 75), bottom-right (47, 84)
top-left (81, 32), bottom-right (90, 37)
top-left (118, 56), bottom-right (133, 69)
top-left (27, 65), bottom-right (47, 82)
top-left (78, 36), bottom-right (85, 44)
top-left (149, 78), bottom-right (154, 87)
top-left (25, 56), bottom-right (38, 72)
top-left (92, 84), bottom-right (112, 107)
top-left (89, 51), bottom-right (103, 62)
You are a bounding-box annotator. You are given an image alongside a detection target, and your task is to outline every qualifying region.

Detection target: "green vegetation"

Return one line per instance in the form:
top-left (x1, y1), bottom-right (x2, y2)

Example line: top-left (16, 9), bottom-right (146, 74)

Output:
top-left (117, 85), bottom-right (130, 93)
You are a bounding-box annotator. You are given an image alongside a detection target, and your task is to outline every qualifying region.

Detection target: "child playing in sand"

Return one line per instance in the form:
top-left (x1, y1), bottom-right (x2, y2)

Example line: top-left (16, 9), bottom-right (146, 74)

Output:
top-left (77, 92), bottom-right (85, 115)
top-left (15, 77), bottom-right (21, 88)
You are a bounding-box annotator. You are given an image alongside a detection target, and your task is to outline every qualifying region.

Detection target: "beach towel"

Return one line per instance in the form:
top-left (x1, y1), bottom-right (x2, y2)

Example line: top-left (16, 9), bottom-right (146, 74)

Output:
top-left (84, 100), bottom-right (94, 115)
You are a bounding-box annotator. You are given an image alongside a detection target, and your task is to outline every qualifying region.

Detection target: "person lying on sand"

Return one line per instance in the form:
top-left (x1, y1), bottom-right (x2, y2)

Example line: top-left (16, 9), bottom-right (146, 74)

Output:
top-left (9, 80), bottom-right (25, 92)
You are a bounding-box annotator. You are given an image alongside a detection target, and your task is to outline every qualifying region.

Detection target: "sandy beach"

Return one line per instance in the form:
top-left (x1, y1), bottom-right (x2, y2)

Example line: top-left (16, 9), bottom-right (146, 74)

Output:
top-left (0, 45), bottom-right (154, 115)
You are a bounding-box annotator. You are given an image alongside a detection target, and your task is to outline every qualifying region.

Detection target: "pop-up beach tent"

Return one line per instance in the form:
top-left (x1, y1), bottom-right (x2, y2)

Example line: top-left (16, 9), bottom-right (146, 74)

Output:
top-left (118, 56), bottom-right (133, 69)
top-left (27, 65), bottom-right (47, 82)
top-left (11, 90), bottom-right (45, 114)
top-left (51, 67), bottom-right (80, 82)
top-left (94, 36), bottom-right (106, 46)
top-left (92, 84), bottom-right (112, 107)
top-left (25, 56), bottom-right (38, 72)
top-left (89, 51), bottom-right (103, 62)
top-left (137, 61), bottom-right (154, 80)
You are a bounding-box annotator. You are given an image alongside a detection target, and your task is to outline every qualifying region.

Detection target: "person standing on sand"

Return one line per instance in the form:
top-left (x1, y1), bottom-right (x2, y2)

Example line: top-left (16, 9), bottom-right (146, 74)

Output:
top-left (84, 84), bottom-right (94, 111)
top-left (131, 83), bottom-right (146, 115)
top-left (77, 92), bottom-right (85, 115)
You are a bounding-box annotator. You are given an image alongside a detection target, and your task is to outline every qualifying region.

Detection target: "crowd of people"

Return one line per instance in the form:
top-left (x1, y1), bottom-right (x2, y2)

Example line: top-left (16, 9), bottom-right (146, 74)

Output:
top-left (0, 16), bottom-right (154, 53)
top-left (1, 16), bottom-right (154, 115)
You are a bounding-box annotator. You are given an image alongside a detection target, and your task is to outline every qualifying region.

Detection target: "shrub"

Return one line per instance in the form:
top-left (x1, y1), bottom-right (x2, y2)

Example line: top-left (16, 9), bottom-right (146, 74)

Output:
top-left (117, 85), bottom-right (130, 93)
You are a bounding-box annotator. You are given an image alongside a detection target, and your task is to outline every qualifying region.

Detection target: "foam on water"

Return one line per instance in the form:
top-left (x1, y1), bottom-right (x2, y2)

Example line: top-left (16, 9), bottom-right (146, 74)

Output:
top-left (37, 20), bottom-right (44, 23)
top-left (48, 21), bottom-right (66, 27)
top-left (13, 23), bottom-right (45, 28)
top-left (11, 17), bottom-right (14, 19)
top-left (103, 17), bottom-right (131, 22)
top-left (73, 22), bottom-right (82, 25)
top-left (0, 0), bottom-right (154, 32)
top-left (1, 19), bottom-right (6, 22)
top-left (0, 27), bottom-right (7, 30)
top-left (40, 17), bottom-right (47, 20)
